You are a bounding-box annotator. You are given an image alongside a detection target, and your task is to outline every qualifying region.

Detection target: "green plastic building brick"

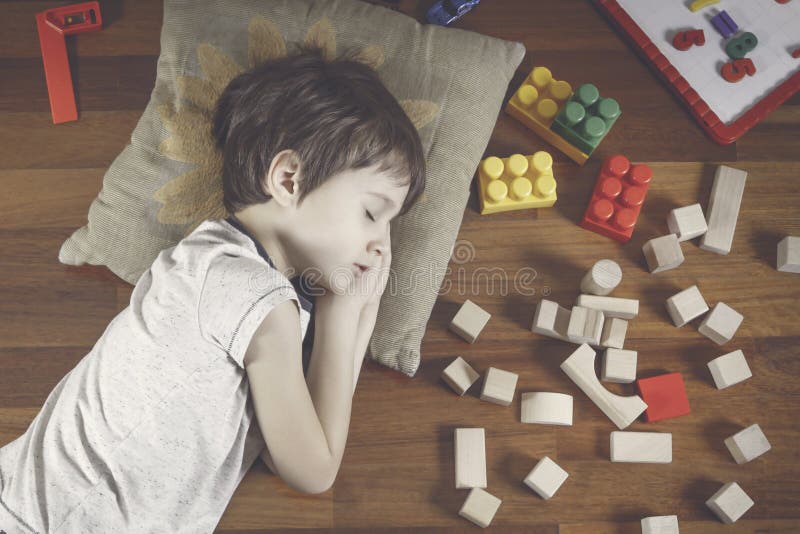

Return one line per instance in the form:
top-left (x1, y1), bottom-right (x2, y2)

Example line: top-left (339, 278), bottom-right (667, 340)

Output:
top-left (550, 84), bottom-right (621, 156)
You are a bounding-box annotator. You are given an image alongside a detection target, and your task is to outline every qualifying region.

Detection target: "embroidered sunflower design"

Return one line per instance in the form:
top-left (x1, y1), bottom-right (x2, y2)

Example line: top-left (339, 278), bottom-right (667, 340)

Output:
top-left (154, 15), bottom-right (439, 235)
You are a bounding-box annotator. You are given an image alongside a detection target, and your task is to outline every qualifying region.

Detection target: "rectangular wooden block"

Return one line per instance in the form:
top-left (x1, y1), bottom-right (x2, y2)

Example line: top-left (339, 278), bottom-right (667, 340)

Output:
top-left (455, 428), bottom-right (487, 489)
top-left (641, 515), bottom-right (679, 534)
top-left (600, 317), bottom-right (628, 348)
top-left (576, 295), bottom-right (639, 319)
top-left (700, 165), bottom-right (747, 255)
top-left (610, 431), bottom-right (672, 463)
top-left (566, 305), bottom-right (604, 345)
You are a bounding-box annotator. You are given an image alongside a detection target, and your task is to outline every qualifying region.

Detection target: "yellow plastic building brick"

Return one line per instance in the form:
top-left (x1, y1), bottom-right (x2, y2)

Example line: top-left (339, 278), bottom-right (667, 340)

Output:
top-left (477, 151), bottom-right (557, 215)
top-left (505, 66), bottom-right (590, 166)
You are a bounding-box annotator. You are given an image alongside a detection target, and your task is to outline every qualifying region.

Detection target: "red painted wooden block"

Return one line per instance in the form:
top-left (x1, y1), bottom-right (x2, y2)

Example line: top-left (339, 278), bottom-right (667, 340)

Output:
top-left (636, 372), bottom-right (691, 423)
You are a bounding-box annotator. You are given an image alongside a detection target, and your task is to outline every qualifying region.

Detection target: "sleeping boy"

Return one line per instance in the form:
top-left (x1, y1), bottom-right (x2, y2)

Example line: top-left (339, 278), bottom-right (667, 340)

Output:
top-left (0, 44), bottom-right (425, 533)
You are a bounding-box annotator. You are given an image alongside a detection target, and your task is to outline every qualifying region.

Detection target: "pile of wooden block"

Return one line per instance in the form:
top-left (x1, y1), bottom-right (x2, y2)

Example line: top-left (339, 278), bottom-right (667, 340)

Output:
top-left (444, 249), bottom-right (773, 529)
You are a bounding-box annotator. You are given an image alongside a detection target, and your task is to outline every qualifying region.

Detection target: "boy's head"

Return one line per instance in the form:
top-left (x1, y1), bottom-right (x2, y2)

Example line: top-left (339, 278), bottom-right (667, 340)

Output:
top-left (212, 44), bottom-right (426, 291)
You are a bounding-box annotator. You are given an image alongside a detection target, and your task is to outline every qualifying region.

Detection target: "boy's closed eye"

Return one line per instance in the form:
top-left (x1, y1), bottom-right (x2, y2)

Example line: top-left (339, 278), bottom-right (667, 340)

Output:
top-left (365, 209), bottom-right (375, 222)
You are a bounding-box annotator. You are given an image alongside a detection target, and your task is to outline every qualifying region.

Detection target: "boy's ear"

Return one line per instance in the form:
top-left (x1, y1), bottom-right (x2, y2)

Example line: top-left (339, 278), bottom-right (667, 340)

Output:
top-left (263, 149), bottom-right (301, 207)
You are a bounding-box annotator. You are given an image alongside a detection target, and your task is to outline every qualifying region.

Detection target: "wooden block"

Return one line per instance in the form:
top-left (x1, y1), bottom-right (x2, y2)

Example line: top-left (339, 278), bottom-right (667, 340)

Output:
top-left (705, 482), bottom-right (754, 524)
top-left (523, 456), bottom-right (569, 499)
top-left (636, 372), bottom-right (691, 423)
top-left (698, 302), bottom-right (743, 345)
top-left (642, 234), bottom-right (685, 273)
top-left (450, 299), bottom-right (491, 343)
top-left (600, 317), bottom-right (628, 349)
top-left (700, 165), bottom-right (747, 255)
top-left (610, 431), bottom-right (672, 463)
top-left (455, 428), bottom-right (486, 489)
top-left (458, 487), bottom-right (502, 528)
top-left (777, 236), bottom-right (800, 273)
top-left (480, 367), bottom-right (518, 406)
top-left (601, 348), bottom-right (637, 383)
top-left (708, 349), bottom-right (752, 389)
top-left (575, 295), bottom-right (639, 319)
top-left (560, 344), bottom-right (648, 429)
top-left (531, 299), bottom-right (570, 341)
top-left (580, 259), bottom-right (622, 295)
top-left (441, 356), bottom-right (480, 396)
top-left (566, 305), bottom-right (605, 345)
top-left (665, 285), bottom-right (709, 327)
top-left (724, 423), bottom-right (771, 464)
top-left (641, 515), bottom-right (679, 534)
top-left (520, 392), bottom-right (573, 426)
top-left (667, 203), bottom-right (707, 241)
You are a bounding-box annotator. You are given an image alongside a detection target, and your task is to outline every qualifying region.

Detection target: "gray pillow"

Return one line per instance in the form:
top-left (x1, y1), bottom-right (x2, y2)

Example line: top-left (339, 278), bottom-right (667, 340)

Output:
top-left (58, 0), bottom-right (526, 377)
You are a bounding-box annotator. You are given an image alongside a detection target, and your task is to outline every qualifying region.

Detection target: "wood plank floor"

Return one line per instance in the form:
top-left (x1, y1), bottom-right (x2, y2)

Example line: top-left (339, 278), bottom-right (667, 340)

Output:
top-left (2, 0), bottom-right (799, 532)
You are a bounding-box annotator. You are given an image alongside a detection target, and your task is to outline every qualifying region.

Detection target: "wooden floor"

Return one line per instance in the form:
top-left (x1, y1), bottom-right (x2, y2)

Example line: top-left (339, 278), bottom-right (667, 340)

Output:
top-left (2, 0), bottom-right (799, 532)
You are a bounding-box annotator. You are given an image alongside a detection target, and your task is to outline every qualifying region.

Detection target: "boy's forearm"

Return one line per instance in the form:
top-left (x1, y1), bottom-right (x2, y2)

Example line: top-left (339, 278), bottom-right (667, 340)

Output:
top-left (305, 298), bottom-right (359, 479)
top-left (351, 303), bottom-right (379, 393)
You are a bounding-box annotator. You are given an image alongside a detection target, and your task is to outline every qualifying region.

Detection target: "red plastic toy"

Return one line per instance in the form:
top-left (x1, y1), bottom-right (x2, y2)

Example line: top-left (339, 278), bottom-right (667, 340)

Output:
top-left (635, 372), bottom-right (691, 423)
top-left (580, 154), bottom-right (653, 243)
top-left (35, 2), bottom-right (103, 124)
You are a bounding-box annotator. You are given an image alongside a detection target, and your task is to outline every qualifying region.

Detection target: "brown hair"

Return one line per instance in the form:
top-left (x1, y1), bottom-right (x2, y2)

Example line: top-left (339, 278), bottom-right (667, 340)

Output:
top-left (212, 43), bottom-right (426, 216)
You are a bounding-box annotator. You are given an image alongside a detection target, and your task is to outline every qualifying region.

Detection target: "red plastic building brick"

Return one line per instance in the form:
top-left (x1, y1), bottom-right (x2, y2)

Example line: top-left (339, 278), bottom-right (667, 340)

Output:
top-left (580, 155), bottom-right (653, 243)
top-left (635, 372), bottom-right (691, 423)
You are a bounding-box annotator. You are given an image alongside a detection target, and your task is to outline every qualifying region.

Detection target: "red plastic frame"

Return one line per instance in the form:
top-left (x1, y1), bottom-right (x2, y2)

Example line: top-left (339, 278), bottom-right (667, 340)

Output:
top-left (35, 2), bottom-right (103, 124)
top-left (594, 0), bottom-right (800, 145)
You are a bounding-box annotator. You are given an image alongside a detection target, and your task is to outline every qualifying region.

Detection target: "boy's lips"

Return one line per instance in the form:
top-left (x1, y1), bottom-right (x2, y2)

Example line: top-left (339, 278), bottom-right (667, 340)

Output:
top-left (354, 263), bottom-right (368, 274)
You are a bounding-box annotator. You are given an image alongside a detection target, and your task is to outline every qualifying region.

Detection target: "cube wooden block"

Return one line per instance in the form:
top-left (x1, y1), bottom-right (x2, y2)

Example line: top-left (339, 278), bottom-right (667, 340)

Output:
top-left (643, 234), bottom-right (685, 273)
top-left (700, 165), bottom-right (747, 255)
top-left (641, 515), bottom-right (679, 534)
top-left (708, 349), bottom-right (752, 389)
top-left (667, 203), bottom-right (707, 241)
top-left (480, 367), bottom-right (519, 406)
top-left (601, 348), bottom-right (637, 383)
top-left (666, 285), bottom-right (709, 327)
top-left (459, 487), bottom-right (502, 528)
top-left (442, 356), bottom-right (480, 396)
top-left (600, 317), bottom-right (628, 349)
top-left (580, 259), bottom-right (622, 295)
top-left (698, 302), bottom-right (743, 345)
top-left (455, 428), bottom-right (486, 489)
top-left (566, 305), bottom-right (605, 345)
top-left (706, 482), bottom-right (754, 524)
top-left (610, 431), bottom-right (672, 463)
top-left (450, 299), bottom-right (491, 343)
top-left (521, 392), bottom-right (573, 426)
top-left (523, 456), bottom-right (568, 499)
top-left (777, 236), bottom-right (800, 273)
top-left (724, 423), bottom-right (771, 464)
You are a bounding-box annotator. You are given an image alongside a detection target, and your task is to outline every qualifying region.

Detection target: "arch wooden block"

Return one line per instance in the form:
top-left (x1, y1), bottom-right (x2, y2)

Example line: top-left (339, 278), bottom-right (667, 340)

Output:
top-left (560, 344), bottom-right (647, 429)
top-left (521, 392), bottom-right (573, 426)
